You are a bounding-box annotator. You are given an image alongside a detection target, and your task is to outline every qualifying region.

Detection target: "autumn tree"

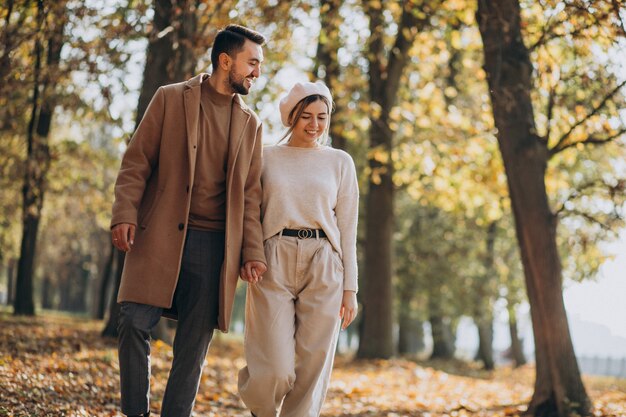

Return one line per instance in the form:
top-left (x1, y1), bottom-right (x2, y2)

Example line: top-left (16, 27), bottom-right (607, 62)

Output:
top-left (357, 0), bottom-right (443, 360)
top-left (13, 0), bottom-right (67, 315)
top-left (476, 0), bottom-right (625, 414)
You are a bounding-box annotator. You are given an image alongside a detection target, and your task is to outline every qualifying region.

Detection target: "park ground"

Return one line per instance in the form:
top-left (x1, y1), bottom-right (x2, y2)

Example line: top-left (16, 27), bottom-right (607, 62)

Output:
top-left (0, 313), bottom-right (624, 417)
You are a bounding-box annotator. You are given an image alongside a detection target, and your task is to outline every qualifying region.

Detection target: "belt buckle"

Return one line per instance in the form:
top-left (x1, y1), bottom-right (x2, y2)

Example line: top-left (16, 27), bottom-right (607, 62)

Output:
top-left (297, 229), bottom-right (314, 239)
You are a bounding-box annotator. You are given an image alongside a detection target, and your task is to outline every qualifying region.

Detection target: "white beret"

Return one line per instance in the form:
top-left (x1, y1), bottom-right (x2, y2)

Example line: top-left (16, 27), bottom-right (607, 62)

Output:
top-left (279, 81), bottom-right (333, 127)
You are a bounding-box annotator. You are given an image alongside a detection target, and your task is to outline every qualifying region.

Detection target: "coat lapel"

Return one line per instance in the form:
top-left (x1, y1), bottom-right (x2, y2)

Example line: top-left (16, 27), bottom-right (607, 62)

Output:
top-left (183, 74), bottom-right (205, 186)
top-left (227, 95), bottom-right (251, 185)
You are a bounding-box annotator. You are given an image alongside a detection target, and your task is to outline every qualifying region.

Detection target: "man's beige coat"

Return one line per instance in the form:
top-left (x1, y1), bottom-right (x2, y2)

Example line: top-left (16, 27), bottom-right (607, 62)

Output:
top-left (111, 74), bottom-right (265, 332)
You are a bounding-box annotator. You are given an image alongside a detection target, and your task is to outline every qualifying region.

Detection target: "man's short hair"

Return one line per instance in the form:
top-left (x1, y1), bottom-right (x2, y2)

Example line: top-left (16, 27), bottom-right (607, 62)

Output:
top-left (211, 24), bottom-right (266, 72)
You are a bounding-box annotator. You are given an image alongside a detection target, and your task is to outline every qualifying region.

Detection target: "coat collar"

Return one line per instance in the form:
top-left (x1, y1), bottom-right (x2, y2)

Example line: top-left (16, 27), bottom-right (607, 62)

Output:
top-left (184, 73), bottom-right (251, 115)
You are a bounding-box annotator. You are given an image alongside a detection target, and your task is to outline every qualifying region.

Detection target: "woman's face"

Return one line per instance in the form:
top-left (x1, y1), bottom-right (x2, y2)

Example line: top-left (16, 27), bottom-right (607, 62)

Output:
top-left (289, 99), bottom-right (329, 148)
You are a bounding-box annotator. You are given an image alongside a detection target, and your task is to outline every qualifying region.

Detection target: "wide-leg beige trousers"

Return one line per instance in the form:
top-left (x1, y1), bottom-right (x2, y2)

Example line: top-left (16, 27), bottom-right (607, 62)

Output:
top-left (238, 234), bottom-right (344, 417)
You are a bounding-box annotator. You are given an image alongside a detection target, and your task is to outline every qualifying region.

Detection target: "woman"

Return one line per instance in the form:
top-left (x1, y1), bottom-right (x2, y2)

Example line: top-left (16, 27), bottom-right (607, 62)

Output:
top-left (238, 81), bottom-right (359, 417)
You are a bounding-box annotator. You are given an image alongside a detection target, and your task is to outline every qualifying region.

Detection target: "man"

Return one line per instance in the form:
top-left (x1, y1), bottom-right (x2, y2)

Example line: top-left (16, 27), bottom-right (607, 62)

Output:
top-left (110, 24), bottom-right (267, 417)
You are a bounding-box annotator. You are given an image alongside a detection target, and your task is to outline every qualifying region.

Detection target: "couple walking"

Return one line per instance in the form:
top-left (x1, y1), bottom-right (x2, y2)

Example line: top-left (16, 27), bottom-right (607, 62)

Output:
top-left (110, 24), bottom-right (359, 417)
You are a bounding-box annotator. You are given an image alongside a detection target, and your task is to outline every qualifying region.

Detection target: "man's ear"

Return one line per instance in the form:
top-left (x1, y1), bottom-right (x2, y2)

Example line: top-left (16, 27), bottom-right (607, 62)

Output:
top-left (218, 52), bottom-right (231, 71)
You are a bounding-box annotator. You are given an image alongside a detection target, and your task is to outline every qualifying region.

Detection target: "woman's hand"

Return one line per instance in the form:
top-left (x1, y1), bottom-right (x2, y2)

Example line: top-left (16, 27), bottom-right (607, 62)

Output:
top-left (340, 290), bottom-right (358, 330)
top-left (240, 261), bottom-right (267, 283)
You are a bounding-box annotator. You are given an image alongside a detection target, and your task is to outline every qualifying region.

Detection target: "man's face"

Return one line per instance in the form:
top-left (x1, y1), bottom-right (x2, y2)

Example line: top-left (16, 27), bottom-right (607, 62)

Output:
top-left (227, 39), bottom-right (263, 95)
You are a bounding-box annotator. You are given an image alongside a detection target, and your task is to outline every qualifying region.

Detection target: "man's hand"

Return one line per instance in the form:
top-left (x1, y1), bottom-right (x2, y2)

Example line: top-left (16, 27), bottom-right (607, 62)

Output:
top-left (340, 290), bottom-right (358, 330)
top-left (111, 223), bottom-right (136, 252)
top-left (240, 261), bottom-right (267, 284)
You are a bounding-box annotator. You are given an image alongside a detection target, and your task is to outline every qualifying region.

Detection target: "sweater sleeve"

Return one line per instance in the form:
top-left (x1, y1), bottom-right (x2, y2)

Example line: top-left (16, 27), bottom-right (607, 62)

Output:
top-left (111, 87), bottom-right (165, 228)
top-left (335, 152), bottom-right (359, 292)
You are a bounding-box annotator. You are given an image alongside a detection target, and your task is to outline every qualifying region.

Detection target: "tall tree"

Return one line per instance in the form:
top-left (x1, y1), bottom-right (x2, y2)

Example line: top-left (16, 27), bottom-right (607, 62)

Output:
top-left (472, 221), bottom-right (497, 370)
top-left (357, 0), bottom-right (436, 360)
top-left (475, 0), bottom-right (626, 414)
top-left (14, 0), bottom-right (66, 315)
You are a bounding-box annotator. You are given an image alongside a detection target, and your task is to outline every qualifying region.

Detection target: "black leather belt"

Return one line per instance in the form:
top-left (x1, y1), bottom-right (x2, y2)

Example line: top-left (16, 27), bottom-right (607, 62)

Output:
top-left (282, 228), bottom-right (327, 239)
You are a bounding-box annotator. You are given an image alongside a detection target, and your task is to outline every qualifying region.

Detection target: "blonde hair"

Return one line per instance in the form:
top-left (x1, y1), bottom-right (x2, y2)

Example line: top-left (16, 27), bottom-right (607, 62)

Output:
top-left (278, 95), bottom-right (333, 146)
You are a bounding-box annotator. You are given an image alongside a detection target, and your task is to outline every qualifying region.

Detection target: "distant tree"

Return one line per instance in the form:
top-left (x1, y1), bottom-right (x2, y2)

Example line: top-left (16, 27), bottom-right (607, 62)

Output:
top-left (14, 0), bottom-right (67, 315)
top-left (357, 0), bottom-right (440, 360)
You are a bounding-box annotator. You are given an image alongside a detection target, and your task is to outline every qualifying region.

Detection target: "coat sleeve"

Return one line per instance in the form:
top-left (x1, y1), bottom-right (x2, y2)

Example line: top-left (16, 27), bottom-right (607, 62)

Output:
top-left (110, 87), bottom-right (165, 228)
top-left (241, 123), bottom-right (267, 265)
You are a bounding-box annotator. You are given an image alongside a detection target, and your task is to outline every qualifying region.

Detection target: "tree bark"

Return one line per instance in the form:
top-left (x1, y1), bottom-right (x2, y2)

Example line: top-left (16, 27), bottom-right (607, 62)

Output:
top-left (73, 265), bottom-right (89, 313)
top-left (313, 0), bottom-right (348, 151)
top-left (102, 250), bottom-right (124, 337)
top-left (474, 222), bottom-right (497, 370)
top-left (6, 258), bottom-right (16, 305)
top-left (41, 275), bottom-right (52, 309)
top-left (398, 312), bottom-right (424, 355)
top-left (97, 244), bottom-right (115, 319)
top-left (508, 304), bottom-right (527, 367)
top-left (429, 314), bottom-right (455, 359)
top-left (135, 0), bottom-right (198, 125)
top-left (476, 1), bottom-right (591, 415)
top-left (357, 0), bottom-right (428, 360)
top-left (14, 0), bottom-right (65, 315)
top-left (476, 317), bottom-right (495, 370)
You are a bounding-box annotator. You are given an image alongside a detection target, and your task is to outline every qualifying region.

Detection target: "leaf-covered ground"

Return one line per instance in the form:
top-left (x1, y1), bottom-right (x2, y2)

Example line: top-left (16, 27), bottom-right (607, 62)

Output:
top-left (0, 313), bottom-right (624, 417)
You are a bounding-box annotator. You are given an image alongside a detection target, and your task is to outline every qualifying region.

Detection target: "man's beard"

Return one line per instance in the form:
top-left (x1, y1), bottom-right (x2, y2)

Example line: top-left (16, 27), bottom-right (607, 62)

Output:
top-left (229, 69), bottom-right (250, 95)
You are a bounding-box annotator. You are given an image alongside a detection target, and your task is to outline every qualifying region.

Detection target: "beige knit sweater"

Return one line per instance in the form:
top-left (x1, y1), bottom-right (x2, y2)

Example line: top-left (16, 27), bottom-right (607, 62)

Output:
top-left (260, 144), bottom-right (359, 292)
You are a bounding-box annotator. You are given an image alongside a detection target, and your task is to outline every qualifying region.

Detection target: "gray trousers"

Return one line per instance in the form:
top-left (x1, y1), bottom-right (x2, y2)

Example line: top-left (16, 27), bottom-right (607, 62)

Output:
top-left (118, 229), bottom-right (224, 417)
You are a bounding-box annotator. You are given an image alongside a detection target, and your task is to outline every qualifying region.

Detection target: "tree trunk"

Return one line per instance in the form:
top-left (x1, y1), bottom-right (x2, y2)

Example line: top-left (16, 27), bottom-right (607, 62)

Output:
top-left (41, 275), bottom-right (53, 309)
top-left (508, 304), bottom-right (527, 367)
top-left (97, 244), bottom-right (115, 319)
top-left (135, 0), bottom-right (198, 124)
top-left (357, 0), bottom-right (427, 360)
top-left (429, 314), bottom-right (455, 359)
top-left (313, 0), bottom-right (348, 151)
top-left (476, 1), bottom-right (591, 415)
top-left (398, 312), bottom-right (424, 355)
top-left (102, 250), bottom-right (124, 337)
top-left (474, 222), bottom-right (497, 370)
top-left (14, 0), bottom-right (65, 315)
top-left (6, 258), bottom-right (16, 305)
top-left (73, 265), bottom-right (89, 313)
top-left (476, 317), bottom-right (495, 370)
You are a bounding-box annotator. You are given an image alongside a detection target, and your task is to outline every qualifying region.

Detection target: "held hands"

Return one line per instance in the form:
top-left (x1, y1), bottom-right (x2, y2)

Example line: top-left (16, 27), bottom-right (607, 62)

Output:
top-left (240, 261), bottom-right (267, 284)
top-left (340, 290), bottom-right (358, 330)
top-left (111, 223), bottom-right (136, 252)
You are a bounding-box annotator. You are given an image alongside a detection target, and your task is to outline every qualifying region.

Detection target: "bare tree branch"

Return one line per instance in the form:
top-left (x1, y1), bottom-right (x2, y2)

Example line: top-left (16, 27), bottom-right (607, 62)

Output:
top-left (554, 180), bottom-right (606, 216)
top-left (550, 127), bottom-right (626, 157)
top-left (549, 80), bottom-right (626, 155)
top-left (541, 72), bottom-right (561, 143)
top-left (529, 3), bottom-right (609, 52)
top-left (560, 209), bottom-right (614, 232)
